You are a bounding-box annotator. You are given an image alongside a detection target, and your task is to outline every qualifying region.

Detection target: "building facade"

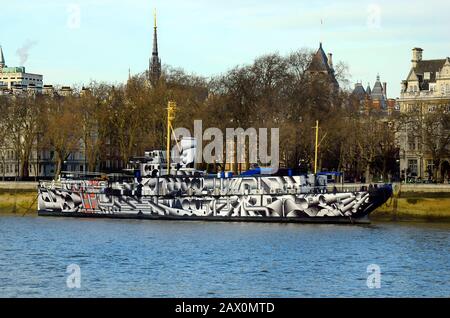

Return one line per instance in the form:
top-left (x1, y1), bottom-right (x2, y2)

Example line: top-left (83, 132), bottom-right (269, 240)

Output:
top-left (397, 48), bottom-right (450, 182)
top-left (352, 75), bottom-right (397, 114)
top-left (0, 46), bottom-right (43, 92)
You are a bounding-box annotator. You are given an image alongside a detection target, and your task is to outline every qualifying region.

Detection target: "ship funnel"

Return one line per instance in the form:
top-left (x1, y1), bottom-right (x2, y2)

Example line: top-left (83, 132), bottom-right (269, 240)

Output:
top-left (179, 137), bottom-right (197, 168)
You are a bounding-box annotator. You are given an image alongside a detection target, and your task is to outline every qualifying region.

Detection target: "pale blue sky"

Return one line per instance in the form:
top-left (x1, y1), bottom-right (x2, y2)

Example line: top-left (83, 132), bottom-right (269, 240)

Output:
top-left (1, 0), bottom-right (449, 98)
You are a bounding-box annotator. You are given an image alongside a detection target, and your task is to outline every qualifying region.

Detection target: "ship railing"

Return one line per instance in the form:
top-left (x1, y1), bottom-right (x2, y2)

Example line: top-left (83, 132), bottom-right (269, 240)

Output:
top-left (327, 183), bottom-right (390, 194)
top-left (39, 180), bottom-right (108, 193)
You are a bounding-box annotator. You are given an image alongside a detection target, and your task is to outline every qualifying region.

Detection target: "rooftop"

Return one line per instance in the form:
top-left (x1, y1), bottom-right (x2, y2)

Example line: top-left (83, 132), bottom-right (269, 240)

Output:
top-left (0, 66), bottom-right (26, 74)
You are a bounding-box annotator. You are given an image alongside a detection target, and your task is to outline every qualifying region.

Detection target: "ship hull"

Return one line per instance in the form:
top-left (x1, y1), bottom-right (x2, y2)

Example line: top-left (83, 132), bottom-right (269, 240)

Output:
top-left (37, 210), bottom-right (371, 224)
top-left (37, 176), bottom-right (392, 225)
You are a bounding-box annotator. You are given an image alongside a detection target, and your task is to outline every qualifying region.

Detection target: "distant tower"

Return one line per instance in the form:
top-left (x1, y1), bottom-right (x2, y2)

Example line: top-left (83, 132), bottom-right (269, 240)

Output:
top-left (306, 42), bottom-right (339, 92)
top-left (149, 9), bottom-right (162, 85)
top-left (0, 46), bottom-right (5, 69)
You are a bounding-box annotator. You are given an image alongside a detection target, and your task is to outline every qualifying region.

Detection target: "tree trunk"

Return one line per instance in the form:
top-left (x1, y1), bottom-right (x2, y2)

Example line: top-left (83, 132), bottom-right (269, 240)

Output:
top-left (438, 161), bottom-right (444, 183)
top-left (20, 158), bottom-right (30, 180)
top-left (382, 158), bottom-right (387, 183)
top-left (54, 153), bottom-right (64, 180)
top-left (365, 163), bottom-right (372, 184)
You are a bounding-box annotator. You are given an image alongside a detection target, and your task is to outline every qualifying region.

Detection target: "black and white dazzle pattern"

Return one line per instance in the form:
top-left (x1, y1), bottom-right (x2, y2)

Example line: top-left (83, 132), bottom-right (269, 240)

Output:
top-left (38, 176), bottom-right (374, 219)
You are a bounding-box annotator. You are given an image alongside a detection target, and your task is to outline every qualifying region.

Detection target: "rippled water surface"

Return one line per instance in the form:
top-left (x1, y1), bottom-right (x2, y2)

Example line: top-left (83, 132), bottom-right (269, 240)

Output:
top-left (0, 216), bottom-right (449, 297)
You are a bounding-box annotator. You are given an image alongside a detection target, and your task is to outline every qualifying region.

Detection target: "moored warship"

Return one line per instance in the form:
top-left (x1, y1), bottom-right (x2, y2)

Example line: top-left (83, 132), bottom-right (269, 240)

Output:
top-left (37, 173), bottom-right (392, 224)
top-left (37, 103), bottom-right (392, 224)
top-left (37, 140), bottom-right (392, 224)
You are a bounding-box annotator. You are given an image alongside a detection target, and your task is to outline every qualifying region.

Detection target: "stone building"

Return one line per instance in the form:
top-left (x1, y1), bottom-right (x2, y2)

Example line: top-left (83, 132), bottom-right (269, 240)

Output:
top-left (351, 75), bottom-right (397, 114)
top-left (397, 48), bottom-right (450, 182)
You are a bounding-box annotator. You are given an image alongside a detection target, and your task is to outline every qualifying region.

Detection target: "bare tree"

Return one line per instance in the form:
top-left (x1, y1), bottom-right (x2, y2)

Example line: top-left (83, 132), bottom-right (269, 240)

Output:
top-left (41, 96), bottom-right (82, 179)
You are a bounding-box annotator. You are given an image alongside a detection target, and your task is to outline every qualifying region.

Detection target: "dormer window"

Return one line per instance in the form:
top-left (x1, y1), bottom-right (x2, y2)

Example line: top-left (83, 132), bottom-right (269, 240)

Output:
top-left (424, 72), bottom-right (431, 80)
top-left (429, 84), bottom-right (435, 92)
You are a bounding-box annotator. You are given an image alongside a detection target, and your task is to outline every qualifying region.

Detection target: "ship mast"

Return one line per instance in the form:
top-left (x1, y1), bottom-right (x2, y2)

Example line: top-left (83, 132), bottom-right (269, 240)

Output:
top-left (166, 101), bottom-right (177, 175)
top-left (313, 120), bottom-right (327, 175)
top-left (314, 120), bottom-right (319, 175)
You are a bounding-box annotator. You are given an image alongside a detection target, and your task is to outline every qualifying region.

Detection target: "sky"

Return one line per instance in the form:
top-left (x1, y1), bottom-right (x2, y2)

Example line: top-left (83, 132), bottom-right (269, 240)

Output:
top-left (1, 0), bottom-right (449, 98)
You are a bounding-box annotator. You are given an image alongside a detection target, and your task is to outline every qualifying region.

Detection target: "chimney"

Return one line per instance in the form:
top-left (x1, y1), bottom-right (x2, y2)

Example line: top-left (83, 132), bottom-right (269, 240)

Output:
top-left (383, 82), bottom-right (387, 98)
top-left (327, 53), bottom-right (333, 70)
top-left (412, 48), bottom-right (423, 68)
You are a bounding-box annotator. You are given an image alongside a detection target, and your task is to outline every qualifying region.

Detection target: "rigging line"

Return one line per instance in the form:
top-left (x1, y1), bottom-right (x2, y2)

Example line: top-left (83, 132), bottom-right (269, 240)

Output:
top-left (20, 192), bottom-right (39, 217)
top-left (170, 124), bottom-right (182, 153)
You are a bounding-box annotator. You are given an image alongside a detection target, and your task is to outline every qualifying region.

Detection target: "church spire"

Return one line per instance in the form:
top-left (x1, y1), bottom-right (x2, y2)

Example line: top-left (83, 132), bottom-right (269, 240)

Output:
top-left (152, 9), bottom-right (158, 55)
top-left (149, 9), bottom-right (161, 85)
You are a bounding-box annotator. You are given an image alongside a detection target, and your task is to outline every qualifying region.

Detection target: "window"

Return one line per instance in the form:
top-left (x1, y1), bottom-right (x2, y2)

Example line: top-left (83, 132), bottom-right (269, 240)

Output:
top-left (426, 160), bottom-right (435, 177)
top-left (408, 160), bottom-right (418, 176)
top-left (407, 135), bottom-right (416, 150)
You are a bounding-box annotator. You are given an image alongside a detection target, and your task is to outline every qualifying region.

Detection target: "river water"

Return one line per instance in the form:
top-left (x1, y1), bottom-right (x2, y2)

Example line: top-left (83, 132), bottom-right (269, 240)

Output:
top-left (0, 216), bottom-right (449, 298)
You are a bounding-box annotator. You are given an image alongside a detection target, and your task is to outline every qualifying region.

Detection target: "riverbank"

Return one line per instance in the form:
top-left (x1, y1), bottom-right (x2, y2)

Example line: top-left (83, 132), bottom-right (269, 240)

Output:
top-left (373, 197), bottom-right (450, 221)
top-left (0, 182), bottom-right (449, 220)
top-left (330, 183), bottom-right (450, 221)
top-left (372, 185), bottom-right (450, 221)
top-left (0, 190), bottom-right (37, 216)
top-left (0, 182), bottom-right (38, 215)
